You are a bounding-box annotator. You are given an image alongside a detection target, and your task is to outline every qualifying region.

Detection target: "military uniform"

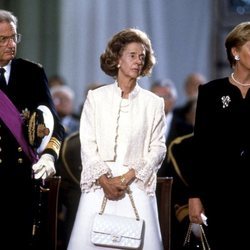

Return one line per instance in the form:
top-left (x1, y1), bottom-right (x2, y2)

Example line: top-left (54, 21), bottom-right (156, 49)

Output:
top-left (0, 58), bottom-right (64, 249)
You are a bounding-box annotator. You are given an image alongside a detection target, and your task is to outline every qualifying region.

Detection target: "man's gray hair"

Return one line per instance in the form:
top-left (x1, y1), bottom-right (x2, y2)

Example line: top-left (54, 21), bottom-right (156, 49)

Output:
top-left (151, 78), bottom-right (178, 100)
top-left (0, 9), bottom-right (18, 27)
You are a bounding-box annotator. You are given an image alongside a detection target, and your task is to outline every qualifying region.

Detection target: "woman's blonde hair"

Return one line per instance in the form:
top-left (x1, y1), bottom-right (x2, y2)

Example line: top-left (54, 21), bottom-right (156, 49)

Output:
top-left (225, 22), bottom-right (250, 67)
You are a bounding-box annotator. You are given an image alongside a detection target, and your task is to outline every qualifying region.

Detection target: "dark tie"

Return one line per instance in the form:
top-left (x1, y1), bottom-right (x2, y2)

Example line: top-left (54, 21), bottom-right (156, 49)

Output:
top-left (0, 68), bottom-right (7, 91)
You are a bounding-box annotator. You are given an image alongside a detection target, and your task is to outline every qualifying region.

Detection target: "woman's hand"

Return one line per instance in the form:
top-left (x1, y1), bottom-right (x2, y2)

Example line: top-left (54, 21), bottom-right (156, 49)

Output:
top-left (98, 175), bottom-right (127, 200)
top-left (98, 169), bottom-right (136, 200)
top-left (188, 197), bottom-right (205, 224)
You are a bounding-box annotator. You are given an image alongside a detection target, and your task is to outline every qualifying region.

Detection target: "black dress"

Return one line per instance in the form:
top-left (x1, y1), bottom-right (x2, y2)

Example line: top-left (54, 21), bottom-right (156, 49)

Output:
top-left (189, 77), bottom-right (250, 250)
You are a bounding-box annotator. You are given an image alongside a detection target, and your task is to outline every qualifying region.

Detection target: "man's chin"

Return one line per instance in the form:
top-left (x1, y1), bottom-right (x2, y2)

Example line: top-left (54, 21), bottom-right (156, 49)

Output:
top-left (5, 54), bottom-right (15, 61)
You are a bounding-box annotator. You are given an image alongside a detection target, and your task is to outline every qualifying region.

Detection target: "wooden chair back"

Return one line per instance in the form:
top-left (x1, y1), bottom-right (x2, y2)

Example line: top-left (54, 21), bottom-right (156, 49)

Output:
top-left (43, 176), bottom-right (61, 250)
top-left (156, 176), bottom-right (173, 250)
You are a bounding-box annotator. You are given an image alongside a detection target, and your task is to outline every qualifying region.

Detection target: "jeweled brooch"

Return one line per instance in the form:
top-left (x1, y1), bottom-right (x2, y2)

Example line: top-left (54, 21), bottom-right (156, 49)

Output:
top-left (221, 95), bottom-right (231, 108)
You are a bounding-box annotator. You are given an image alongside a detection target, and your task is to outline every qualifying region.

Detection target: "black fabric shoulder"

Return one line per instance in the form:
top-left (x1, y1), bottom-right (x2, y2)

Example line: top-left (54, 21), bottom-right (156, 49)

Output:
top-left (12, 58), bottom-right (43, 68)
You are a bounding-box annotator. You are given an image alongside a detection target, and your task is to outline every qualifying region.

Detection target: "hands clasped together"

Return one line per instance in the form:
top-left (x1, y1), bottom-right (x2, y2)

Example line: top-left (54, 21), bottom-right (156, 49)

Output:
top-left (99, 174), bottom-right (128, 200)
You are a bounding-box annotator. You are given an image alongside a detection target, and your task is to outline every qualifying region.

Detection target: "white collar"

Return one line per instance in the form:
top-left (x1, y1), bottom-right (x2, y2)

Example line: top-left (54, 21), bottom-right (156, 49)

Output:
top-left (114, 80), bottom-right (140, 100)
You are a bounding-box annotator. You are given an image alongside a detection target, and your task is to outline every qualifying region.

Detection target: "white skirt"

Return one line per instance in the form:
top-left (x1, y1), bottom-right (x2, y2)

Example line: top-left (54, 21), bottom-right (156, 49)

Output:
top-left (67, 164), bottom-right (163, 250)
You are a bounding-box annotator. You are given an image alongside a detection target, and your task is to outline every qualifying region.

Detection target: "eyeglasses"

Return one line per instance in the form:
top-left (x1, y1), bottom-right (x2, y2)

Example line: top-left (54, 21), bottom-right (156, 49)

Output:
top-left (0, 33), bottom-right (22, 45)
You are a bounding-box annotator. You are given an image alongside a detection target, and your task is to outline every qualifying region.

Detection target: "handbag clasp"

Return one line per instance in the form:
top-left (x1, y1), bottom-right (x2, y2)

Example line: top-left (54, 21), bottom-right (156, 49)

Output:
top-left (112, 234), bottom-right (121, 242)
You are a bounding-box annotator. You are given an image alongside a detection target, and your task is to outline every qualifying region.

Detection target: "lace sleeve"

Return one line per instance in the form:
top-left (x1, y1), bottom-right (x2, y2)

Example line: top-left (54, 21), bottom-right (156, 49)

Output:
top-left (80, 159), bottom-right (112, 192)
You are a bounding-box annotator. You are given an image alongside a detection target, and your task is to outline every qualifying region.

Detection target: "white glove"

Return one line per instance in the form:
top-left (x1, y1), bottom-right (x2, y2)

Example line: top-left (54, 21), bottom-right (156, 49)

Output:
top-left (32, 153), bottom-right (56, 179)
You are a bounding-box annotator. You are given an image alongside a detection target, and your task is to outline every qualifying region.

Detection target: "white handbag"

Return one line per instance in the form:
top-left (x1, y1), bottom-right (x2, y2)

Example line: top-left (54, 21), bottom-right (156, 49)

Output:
top-left (91, 188), bottom-right (144, 249)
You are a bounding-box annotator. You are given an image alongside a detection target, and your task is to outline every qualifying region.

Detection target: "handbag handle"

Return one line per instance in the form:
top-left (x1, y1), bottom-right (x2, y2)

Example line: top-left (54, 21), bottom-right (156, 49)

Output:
top-left (99, 187), bottom-right (140, 221)
top-left (183, 223), bottom-right (211, 250)
top-left (200, 225), bottom-right (211, 250)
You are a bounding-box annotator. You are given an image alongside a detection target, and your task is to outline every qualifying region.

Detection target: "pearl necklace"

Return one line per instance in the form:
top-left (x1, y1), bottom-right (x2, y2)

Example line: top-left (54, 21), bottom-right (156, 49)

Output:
top-left (231, 73), bottom-right (250, 87)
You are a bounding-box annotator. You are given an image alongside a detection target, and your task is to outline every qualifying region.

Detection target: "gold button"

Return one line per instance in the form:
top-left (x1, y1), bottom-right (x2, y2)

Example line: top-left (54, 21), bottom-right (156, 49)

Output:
top-left (0, 159), bottom-right (2, 164)
top-left (18, 147), bottom-right (22, 152)
top-left (18, 158), bottom-right (23, 164)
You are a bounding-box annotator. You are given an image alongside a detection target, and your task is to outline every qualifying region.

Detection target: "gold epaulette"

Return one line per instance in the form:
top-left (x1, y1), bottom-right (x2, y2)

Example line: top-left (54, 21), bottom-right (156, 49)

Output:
top-left (45, 136), bottom-right (61, 158)
top-left (168, 133), bottom-right (194, 187)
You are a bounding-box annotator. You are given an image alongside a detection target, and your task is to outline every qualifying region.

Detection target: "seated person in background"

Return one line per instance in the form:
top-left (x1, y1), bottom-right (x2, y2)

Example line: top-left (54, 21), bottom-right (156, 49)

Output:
top-left (174, 72), bottom-right (206, 122)
top-left (150, 78), bottom-right (178, 145)
top-left (184, 72), bottom-right (206, 100)
top-left (50, 85), bottom-right (80, 137)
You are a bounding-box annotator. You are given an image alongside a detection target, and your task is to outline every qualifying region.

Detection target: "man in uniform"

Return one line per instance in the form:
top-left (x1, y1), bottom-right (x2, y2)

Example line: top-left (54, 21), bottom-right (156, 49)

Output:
top-left (0, 9), bottom-right (64, 249)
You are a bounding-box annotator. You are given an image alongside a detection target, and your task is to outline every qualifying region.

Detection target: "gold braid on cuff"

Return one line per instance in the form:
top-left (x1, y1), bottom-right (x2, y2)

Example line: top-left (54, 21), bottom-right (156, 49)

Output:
top-left (45, 137), bottom-right (61, 157)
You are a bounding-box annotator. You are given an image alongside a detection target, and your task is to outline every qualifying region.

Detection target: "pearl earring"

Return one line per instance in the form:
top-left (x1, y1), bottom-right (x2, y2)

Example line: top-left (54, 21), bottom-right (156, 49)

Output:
top-left (234, 55), bottom-right (240, 61)
top-left (117, 64), bottom-right (120, 68)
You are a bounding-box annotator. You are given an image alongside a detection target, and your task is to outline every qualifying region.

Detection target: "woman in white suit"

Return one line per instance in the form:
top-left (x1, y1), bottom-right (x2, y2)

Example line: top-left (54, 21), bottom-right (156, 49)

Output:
top-left (68, 28), bottom-right (166, 250)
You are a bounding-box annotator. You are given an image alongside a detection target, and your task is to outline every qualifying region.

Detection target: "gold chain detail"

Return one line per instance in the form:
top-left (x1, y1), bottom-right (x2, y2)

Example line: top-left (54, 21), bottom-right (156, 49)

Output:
top-left (183, 223), bottom-right (211, 249)
top-left (99, 186), bottom-right (140, 220)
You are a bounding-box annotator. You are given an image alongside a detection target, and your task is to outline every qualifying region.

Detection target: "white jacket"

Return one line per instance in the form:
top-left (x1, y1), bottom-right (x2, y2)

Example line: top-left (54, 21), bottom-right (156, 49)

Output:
top-left (79, 82), bottom-right (166, 195)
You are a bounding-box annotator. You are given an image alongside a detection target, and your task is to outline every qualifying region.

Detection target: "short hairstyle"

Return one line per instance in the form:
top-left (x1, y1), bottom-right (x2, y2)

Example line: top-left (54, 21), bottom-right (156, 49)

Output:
top-left (151, 78), bottom-right (178, 100)
top-left (50, 85), bottom-right (75, 100)
top-left (100, 28), bottom-right (156, 77)
top-left (225, 22), bottom-right (250, 67)
top-left (0, 9), bottom-right (18, 27)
